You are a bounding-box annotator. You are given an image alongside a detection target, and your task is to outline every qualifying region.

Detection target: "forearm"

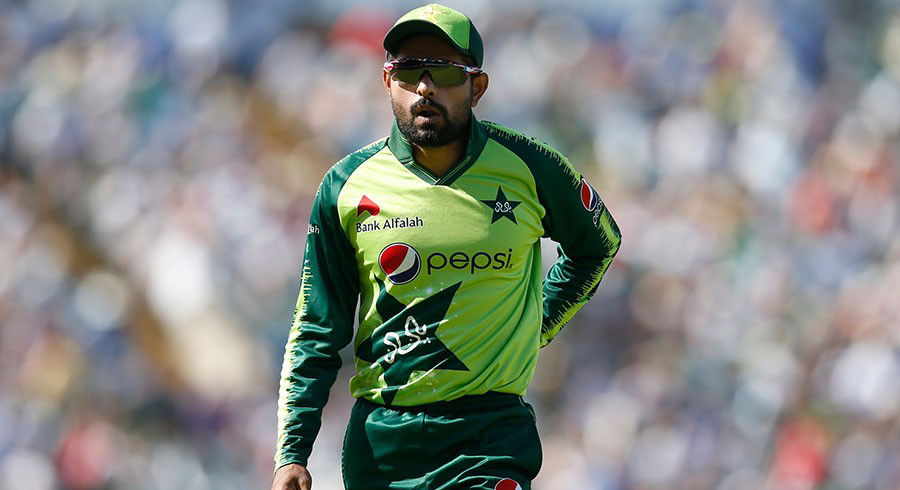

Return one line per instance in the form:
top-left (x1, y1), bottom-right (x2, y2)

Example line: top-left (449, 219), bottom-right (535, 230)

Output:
top-left (275, 322), bottom-right (344, 467)
top-left (541, 207), bottom-right (621, 346)
top-left (541, 250), bottom-right (616, 346)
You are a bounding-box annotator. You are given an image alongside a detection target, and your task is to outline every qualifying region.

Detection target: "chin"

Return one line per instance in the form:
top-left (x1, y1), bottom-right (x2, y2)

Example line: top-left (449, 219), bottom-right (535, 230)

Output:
top-left (416, 121), bottom-right (441, 132)
top-left (416, 129), bottom-right (442, 142)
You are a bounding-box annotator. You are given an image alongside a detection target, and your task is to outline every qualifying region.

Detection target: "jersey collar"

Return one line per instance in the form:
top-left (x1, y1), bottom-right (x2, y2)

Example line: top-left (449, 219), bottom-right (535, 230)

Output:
top-left (387, 113), bottom-right (488, 186)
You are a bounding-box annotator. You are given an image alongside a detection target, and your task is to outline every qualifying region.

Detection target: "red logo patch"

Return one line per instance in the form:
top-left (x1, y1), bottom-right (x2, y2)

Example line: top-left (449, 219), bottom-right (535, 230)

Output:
top-left (580, 178), bottom-right (600, 211)
top-left (357, 195), bottom-right (380, 217)
top-left (495, 479), bottom-right (522, 490)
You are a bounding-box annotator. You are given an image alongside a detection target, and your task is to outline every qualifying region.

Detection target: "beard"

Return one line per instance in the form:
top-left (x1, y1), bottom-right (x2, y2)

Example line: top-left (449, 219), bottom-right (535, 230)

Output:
top-left (393, 97), bottom-right (471, 147)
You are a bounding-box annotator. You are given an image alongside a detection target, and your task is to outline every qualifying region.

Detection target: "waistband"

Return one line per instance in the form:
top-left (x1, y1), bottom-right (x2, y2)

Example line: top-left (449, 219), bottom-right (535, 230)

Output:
top-left (356, 391), bottom-right (524, 415)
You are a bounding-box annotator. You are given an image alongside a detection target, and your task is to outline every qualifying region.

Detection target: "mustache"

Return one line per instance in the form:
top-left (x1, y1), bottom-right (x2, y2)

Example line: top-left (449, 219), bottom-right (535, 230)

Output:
top-left (411, 98), bottom-right (448, 117)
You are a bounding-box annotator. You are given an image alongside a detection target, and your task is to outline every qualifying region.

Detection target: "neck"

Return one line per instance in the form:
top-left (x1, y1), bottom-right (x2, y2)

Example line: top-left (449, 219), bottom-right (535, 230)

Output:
top-left (412, 136), bottom-right (468, 178)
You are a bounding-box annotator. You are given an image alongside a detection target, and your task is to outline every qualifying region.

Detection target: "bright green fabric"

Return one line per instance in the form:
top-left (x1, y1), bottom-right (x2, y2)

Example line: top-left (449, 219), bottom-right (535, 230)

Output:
top-left (275, 117), bottom-right (620, 468)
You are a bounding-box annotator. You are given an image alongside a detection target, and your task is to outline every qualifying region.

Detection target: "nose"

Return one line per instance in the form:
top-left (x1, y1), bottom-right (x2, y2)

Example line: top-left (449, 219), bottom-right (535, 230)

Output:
top-left (416, 70), bottom-right (436, 98)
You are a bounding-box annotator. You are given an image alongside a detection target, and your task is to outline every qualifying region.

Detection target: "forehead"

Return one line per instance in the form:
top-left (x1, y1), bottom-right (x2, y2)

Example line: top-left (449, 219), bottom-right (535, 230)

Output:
top-left (393, 34), bottom-right (465, 63)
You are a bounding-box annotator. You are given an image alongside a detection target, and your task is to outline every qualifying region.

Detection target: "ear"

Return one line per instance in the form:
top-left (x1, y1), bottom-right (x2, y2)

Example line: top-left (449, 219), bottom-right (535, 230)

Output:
top-left (470, 72), bottom-right (489, 107)
top-left (383, 67), bottom-right (393, 95)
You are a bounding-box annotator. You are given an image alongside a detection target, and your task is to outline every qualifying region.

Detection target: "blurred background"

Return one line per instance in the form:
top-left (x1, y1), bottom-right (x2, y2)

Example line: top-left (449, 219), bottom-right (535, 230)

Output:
top-left (1, 0), bottom-right (899, 488)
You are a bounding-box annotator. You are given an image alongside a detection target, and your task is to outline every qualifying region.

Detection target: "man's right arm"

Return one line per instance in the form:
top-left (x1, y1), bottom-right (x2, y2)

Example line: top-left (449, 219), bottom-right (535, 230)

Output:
top-left (274, 170), bottom-right (359, 474)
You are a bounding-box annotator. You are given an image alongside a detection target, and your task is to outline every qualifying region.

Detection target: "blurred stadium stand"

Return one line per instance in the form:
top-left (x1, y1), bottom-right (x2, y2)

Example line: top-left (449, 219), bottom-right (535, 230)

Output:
top-left (1, 0), bottom-right (899, 488)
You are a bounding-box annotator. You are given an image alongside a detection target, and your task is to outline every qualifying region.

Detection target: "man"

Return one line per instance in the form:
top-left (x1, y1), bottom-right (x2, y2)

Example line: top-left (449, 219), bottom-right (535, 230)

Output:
top-left (272, 4), bottom-right (621, 489)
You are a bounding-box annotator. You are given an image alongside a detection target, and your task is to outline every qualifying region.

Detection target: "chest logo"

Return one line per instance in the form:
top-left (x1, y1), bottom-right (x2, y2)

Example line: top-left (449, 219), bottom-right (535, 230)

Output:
top-left (357, 195), bottom-right (381, 217)
top-left (379, 243), bottom-right (421, 285)
top-left (480, 185), bottom-right (521, 224)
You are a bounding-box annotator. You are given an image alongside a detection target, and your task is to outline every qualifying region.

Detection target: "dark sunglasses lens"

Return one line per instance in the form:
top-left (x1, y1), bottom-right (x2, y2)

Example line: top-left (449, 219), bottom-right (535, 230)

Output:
top-left (429, 66), bottom-right (468, 86)
top-left (392, 66), bottom-right (468, 86)
top-left (393, 67), bottom-right (426, 84)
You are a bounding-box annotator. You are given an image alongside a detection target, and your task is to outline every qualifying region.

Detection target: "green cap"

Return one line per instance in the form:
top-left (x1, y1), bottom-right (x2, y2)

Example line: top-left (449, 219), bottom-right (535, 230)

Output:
top-left (383, 4), bottom-right (484, 67)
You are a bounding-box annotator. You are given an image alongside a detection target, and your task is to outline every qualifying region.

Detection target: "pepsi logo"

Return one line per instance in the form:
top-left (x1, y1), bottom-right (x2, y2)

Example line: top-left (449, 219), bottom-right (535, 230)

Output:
top-left (580, 178), bottom-right (600, 211)
top-left (379, 243), bottom-right (421, 285)
top-left (495, 479), bottom-right (522, 490)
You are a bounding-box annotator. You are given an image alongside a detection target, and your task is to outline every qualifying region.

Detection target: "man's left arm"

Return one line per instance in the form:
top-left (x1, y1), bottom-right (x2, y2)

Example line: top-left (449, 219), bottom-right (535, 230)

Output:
top-left (536, 157), bottom-right (622, 347)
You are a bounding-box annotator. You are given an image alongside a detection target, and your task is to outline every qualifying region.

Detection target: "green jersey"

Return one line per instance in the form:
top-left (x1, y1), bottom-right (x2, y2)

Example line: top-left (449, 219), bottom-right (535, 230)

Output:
top-left (275, 116), bottom-right (621, 468)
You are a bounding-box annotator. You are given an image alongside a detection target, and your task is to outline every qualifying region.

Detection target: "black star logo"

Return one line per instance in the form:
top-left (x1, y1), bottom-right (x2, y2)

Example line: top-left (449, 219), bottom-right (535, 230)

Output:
top-left (355, 277), bottom-right (468, 405)
top-left (480, 186), bottom-right (521, 224)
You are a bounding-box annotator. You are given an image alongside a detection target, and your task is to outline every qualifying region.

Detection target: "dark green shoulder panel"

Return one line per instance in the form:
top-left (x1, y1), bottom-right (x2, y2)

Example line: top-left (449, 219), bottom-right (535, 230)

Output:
top-left (481, 121), bottom-right (579, 236)
top-left (322, 137), bottom-right (389, 206)
top-left (481, 122), bottom-right (579, 182)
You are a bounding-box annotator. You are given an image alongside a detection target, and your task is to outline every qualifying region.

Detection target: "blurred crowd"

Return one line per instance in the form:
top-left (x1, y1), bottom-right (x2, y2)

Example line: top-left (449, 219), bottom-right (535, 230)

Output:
top-left (1, 0), bottom-right (899, 488)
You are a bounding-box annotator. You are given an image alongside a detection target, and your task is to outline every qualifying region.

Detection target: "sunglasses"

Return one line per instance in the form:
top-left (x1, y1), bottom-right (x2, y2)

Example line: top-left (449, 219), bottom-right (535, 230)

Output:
top-left (384, 57), bottom-right (483, 87)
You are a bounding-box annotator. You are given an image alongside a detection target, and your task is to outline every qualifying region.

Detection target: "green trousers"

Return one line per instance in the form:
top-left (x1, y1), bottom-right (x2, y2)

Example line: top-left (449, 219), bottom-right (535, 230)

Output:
top-left (341, 392), bottom-right (542, 489)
